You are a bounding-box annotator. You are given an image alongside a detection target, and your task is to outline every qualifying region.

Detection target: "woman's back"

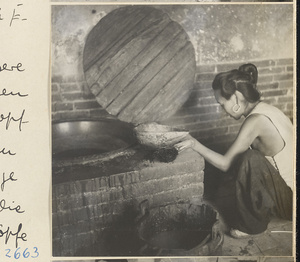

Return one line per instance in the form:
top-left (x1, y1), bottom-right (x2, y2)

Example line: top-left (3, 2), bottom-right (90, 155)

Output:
top-left (246, 102), bottom-right (294, 189)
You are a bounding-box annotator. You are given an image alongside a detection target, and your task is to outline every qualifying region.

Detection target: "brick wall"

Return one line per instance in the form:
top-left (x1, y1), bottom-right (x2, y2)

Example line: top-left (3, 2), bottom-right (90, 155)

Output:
top-left (162, 58), bottom-right (294, 152)
top-left (51, 58), bottom-right (294, 152)
top-left (52, 149), bottom-right (205, 256)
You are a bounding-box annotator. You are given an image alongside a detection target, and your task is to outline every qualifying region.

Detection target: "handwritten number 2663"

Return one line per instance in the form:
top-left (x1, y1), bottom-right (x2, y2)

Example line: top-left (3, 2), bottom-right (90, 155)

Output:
top-left (5, 247), bottom-right (39, 259)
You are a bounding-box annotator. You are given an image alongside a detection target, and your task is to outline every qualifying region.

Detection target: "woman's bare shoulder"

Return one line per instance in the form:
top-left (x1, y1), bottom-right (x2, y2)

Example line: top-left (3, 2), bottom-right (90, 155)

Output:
top-left (243, 113), bottom-right (278, 134)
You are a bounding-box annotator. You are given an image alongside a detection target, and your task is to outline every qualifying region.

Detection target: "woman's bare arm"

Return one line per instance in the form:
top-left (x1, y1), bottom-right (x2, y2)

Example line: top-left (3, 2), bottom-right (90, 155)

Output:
top-left (175, 115), bottom-right (261, 172)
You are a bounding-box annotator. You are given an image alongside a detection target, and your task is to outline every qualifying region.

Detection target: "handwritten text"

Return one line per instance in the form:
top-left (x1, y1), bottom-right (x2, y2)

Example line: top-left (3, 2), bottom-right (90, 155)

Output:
top-left (0, 223), bottom-right (27, 248)
top-left (0, 109), bottom-right (28, 131)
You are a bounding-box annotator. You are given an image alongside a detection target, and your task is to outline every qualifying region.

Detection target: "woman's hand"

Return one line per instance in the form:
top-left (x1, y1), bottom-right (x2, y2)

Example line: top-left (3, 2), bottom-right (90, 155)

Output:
top-left (174, 135), bottom-right (197, 152)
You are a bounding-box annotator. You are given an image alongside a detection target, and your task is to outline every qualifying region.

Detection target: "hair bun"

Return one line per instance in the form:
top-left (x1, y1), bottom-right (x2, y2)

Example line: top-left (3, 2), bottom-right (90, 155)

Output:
top-left (238, 63), bottom-right (258, 85)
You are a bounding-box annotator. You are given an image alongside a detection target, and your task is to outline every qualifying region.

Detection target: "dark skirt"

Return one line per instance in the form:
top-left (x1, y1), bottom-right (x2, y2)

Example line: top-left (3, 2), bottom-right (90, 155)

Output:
top-left (233, 149), bottom-right (293, 234)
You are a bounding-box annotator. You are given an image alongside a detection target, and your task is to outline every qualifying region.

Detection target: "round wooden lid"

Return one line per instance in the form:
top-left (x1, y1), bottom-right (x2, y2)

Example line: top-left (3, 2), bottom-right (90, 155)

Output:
top-left (83, 6), bottom-right (196, 124)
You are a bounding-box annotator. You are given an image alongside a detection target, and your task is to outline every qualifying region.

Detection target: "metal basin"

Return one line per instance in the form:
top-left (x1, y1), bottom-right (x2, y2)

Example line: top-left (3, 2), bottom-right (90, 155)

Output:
top-left (52, 119), bottom-right (136, 162)
top-left (136, 200), bottom-right (223, 256)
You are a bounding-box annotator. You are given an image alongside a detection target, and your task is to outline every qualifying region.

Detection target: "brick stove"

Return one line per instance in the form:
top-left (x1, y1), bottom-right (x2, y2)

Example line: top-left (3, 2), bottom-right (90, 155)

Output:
top-left (52, 5), bottom-right (209, 256)
top-left (52, 147), bottom-right (204, 256)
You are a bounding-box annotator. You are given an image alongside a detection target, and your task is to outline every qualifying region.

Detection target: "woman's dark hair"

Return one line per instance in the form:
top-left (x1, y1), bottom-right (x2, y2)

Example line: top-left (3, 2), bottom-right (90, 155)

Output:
top-left (212, 63), bottom-right (260, 103)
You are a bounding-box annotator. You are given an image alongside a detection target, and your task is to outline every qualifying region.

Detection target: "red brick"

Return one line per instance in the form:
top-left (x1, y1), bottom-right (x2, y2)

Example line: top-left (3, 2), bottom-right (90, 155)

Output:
top-left (51, 113), bottom-right (62, 122)
top-left (151, 189), bottom-right (179, 206)
top-left (127, 181), bottom-right (155, 197)
top-left (130, 171), bottom-right (141, 183)
top-left (258, 67), bottom-right (284, 75)
top-left (61, 92), bottom-right (86, 101)
top-left (52, 75), bottom-right (63, 83)
top-left (183, 91), bottom-right (218, 107)
top-left (58, 110), bottom-right (90, 120)
top-left (96, 190), bottom-right (110, 203)
top-left (253, 60), bottom-right (276, 68)
top-left (193, 81), bottom-right (213, 90)
top-left (98, 203), bottom-right (111, 216)
top-left (69, 195), bottom-right (84, 209)
top-left (278, 80), bottom-right (293, 89)
top-left (276, 58), bottom-right (293, 66)
top-left (73, 207), bottom-right (89, 222)
top-left (273, 73), bottom-right (293, 81)
top-left (53, 102), bottom-right (73, 111)
top-left (258, 75), bottom-right (273, 83)
top-left (60, 221), bottom-right (92, 242)
top-left (82, 91), bottom-right (96, 100)
top-left (139, 160), bottom-right (204, 183)
top-left (52, 83), bottom-right (60, 92)
top-left (56, 197), bottom-right (73, 211)
top-left (261, 89), bottom-right (288, 97)
top-left (196, 73), bottom-right (216, 82)
top-left (197, 112), bottom-right (227, 122)
top-left (63, 75), bottom-right (78, 83)
top-left (60, 83), bottom-right (81, 92)
top-left (260, 97), bottom-right (277, 105)
top-left (190, 171), bottom-right (205, 182)
top-left (201, 133), bottom-right (237, 147)
top-left (74, 101), bottom-right (101, 110)
top-left (257, 82), bottom-right (279, 90)
top-left (131, 174), bottom-right (202, 197)
top-left (53, 183), bottom-right (72, 198)
top-left (159, 175), bottom-right (194, 195)
top-left (99, 177), bottom-right (109, 188)
top-left (215, 60), bottom-right (276, 71)
top-left (82, 179), bottom-right (98, 192)
top-left (190, 126), bottom-right (228, 139)
top-left (87, 203), bottom-right (100, 218)
top-left (60, 220), bottom-right (91, 235)
top-left (197, 96), bottom-right (218, 106)
top-left (180, 120), bottom-right (216, 132)
top-left (83, 192), bottom-right (98, 206)
top-left (117, 172), bottom-right (133, 186)
top-left (56, 210), bottom-right (71, 226)
top-left (193, 88), bottom-right (215, 97)
top-left (286, 103), bottom-right (294, 110)
top-left (278, 96), bottom-right (293, 103)
top-left (163, 111), bottom-right (221, 126)
top-left (187, 117), bottom-right (241, 132)
top-left (109, 174), bottom-right (122, 187)
top-left (52, 93), bottom-right (62, 102)
top-left (109, 188), bottom-right (124, 201)
top-left (74, 180), bottom-right (83, 192)
top-left (152, 184), bottom-right (204, 206)
top-left (174, 105), bottom-right (219, 117)
top-left (166, 113), bottom-right (224, 130)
